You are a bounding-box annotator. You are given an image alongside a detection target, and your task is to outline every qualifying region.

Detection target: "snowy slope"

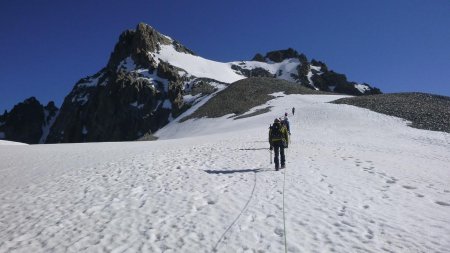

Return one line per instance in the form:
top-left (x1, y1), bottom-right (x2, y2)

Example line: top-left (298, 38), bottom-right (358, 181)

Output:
top-left (150, 44), bottom-right (305, 85)
top-left (154, 45), bottom-right (245, 83)
top-left (1, 95), bottom-right (449, 252)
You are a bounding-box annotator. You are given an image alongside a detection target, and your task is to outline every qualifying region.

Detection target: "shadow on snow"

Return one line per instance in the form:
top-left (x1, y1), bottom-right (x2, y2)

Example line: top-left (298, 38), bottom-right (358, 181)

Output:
top-left (238, 148), bottom-right (269, 151)
top-left (204, 168), bottom-right (273, 174)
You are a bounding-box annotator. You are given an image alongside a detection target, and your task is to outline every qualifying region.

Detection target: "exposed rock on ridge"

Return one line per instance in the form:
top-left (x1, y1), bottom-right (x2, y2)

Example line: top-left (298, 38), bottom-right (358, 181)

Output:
top-left (46, 23), bottom-right (190, 143)
top-left (0, 97), bottom-right (58, 144)
top-left (246, 48), bottom-right (382, 95)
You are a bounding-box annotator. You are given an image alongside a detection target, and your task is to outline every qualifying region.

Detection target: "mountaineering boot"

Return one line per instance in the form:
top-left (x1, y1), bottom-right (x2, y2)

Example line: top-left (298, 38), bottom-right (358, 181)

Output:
top-left (281, 164), bottom-right (286, 169)
top-left (275, 166), bottom-right (279, 171)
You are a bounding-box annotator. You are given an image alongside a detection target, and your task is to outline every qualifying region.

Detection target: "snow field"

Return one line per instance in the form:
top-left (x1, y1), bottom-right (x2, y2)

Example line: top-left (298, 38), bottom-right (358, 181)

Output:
top-left (0, 94), bottom-right (449, 252)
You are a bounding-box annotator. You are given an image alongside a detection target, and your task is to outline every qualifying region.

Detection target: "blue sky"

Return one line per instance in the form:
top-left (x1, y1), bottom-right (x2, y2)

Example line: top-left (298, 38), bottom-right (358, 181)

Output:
top-left (1, 0), bottom-right (449, 112)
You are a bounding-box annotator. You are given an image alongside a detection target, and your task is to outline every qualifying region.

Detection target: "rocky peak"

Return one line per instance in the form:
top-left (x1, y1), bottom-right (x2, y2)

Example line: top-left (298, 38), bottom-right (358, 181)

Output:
top-left (107, 23), bottom-right (169, 69)
top-left (23, 97), bottom-right (41, 106)
top-left (44, 101), bottom-right (59, 122)
top-left (0, 97), bottom-right (59, 144)
top-left (45, 101), bottom-right (58, 111)
top-left (107, 23), bottom-right (194, 70)
top-left (252, 48), bottom-right (308, 64)
top-left (45, 23), bottom-right (197, 144)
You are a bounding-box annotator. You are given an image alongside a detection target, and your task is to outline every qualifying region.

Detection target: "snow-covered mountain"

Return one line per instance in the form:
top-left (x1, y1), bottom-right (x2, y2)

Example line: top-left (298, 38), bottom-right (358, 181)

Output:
top-left (1, 93), bottom-right (448, 252)
top-left (0, 23), bottom-right (381, 144)
top-left (232, 48), bottom-right (381, 96)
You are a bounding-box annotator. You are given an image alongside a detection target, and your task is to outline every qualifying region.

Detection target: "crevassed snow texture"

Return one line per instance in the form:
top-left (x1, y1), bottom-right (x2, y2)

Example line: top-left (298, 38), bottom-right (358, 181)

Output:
top-left (1, 95), bottom-right (449, 253)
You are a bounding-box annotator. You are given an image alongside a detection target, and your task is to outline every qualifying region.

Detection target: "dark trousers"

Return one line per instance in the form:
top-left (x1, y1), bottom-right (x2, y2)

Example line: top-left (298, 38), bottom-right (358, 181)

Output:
top-left (273, 142), bottom-right (285, 168)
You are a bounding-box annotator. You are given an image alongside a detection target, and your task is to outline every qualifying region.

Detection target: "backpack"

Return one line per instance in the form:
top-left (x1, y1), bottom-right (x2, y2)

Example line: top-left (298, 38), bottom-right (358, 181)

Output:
top-left (270, 123), bottom-right (283, 140)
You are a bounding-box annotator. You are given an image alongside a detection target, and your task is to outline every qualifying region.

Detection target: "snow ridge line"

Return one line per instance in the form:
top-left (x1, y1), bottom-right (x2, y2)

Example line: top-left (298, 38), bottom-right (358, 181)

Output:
top-left (212, 171), bottom-right (257, 252)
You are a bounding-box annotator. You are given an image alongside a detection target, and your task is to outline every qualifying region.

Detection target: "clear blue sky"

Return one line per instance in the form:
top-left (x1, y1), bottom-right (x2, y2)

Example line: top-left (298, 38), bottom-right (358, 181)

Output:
top-left (1, 0), bottom-right (449, 112)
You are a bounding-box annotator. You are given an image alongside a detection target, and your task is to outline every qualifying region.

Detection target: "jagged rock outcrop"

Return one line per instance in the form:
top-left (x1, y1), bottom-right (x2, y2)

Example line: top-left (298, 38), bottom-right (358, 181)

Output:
top-left (0, 97), bottom-right (58, 144)
top-left (231, 65), bottom-right (273, 78)
top-left (264, 48), bottom-right (308, 64)
top-left (45, 23), bottom-right (190, 143)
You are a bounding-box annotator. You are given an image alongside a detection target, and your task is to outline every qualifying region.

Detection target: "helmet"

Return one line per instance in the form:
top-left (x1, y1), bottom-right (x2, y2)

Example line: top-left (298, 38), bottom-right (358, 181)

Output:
top-left (274, 118), bottom-right (280, 123)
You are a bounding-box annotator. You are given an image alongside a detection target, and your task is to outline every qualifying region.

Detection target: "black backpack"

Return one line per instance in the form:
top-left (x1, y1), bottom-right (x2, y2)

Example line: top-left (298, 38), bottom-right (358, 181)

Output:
top-left (270, 123), bottom-right (283, 139)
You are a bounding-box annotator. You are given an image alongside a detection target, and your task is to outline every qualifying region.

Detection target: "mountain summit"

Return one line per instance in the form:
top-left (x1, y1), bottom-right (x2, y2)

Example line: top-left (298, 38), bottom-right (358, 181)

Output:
top-left (1, 23), bottom-right (381, 144)
top-left (45, 23), bottom-right (195, 143)
top-left (107, 23), bottom-right (195, 70)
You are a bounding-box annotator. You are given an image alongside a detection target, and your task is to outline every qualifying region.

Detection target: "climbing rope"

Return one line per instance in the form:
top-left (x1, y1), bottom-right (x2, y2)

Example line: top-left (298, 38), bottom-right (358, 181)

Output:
top-left (280, 109), bottom-right (297, 253)
top-left (282, 157), bottom-right (288, 253)
top-left (212, 171), bottom-right (257, 252)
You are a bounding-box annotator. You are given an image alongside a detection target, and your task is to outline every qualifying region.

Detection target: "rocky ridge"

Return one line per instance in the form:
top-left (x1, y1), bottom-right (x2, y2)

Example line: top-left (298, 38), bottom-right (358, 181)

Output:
top-left (331, 93), bottom-right (450, 133)
top-left (45, 24), bottom-right (197, 143)
top-left (0, 97), bottom-right (58, 144)
top-left (181, 77), bottom-right (328, 121)
top-left (1, 23), bottom-right (384, 144)
top-left (232, 48), bottom-right (382, 96)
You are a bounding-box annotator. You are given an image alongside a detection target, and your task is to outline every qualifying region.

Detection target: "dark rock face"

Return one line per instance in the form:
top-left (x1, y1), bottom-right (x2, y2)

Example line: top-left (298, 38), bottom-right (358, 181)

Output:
top-left (45, 23), bottom-right (189, 143)
top-left (0, 97), bottom-right (58, 144)
top-left (190, 80), bottom-right (217, 96)
top-left (264, 48), bottom-right (305, 63)
top-left (231, 64), bottom-right (273, 78)
top-left (107, 23), bottom-right (168, 69)
top-left (47, 76), bottom-right (166, 143)
top-left (106, 23), bottom-right (194, 71)
top-left (251, 53), bottom-right (265, 62)
top-left (44, 101), bottom-right (58, 121)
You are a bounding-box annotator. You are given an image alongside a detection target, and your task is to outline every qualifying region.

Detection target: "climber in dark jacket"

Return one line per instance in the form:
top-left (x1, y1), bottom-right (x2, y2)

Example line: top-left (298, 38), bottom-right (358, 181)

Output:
top-left (282, 113), bottom-right (291, 135)
top-left (269, 118), bottom-right (289, 170)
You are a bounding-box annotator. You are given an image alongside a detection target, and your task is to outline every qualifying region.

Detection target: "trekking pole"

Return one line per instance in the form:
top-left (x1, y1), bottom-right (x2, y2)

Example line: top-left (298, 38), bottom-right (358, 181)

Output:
top-left (269, 124), bottom-right (273, 164)
top-left (270, 149), bottom-right (272, 164)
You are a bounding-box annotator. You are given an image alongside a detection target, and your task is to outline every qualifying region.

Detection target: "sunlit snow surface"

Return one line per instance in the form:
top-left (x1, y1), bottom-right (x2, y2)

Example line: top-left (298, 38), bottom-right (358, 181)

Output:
top-left (0, 140), bottom-right (27, 145)
top-left (155, 45), bottom-right (244, 83)
top-left (1, 95), bottom-right (449, 252)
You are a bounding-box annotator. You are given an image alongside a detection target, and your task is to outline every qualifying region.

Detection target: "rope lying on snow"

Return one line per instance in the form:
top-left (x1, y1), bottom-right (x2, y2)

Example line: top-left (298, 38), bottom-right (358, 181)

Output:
top-left (212, 171), bottom-right (257, 252)
top-left (282, 166), bottom-right (288, 253)
top-left (214, 110), bottom-right (296, 252)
